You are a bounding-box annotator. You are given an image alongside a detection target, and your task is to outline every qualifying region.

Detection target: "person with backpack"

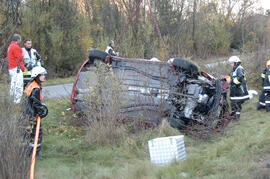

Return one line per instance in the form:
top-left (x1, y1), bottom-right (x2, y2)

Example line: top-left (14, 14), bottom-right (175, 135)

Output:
top-left (257, 60), bottom-right (270, 112)
top-left (24, 66), bottom-right (48, 160)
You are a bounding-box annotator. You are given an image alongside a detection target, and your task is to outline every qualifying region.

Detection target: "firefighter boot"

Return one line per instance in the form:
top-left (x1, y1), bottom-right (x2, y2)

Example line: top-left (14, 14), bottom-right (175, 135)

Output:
top-left (266, 104), bottom-right (270, 112)
top-left (235, 112), bottom-right (241, 121)
top-left (266, 93), bottom-right (270, 112)
top-left (230, 112), bottom-right (236, 121)
top-left (257, 103), bottom-right (264, 110)
top-left (36, 152), bottom-right (43, 160)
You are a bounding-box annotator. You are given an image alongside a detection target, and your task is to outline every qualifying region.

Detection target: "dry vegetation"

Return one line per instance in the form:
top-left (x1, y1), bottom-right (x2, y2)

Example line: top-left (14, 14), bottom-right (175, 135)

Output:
top-left (0, 85), bottom-right (29, 179)
top-left (82, 64), bottom-right (127, 146)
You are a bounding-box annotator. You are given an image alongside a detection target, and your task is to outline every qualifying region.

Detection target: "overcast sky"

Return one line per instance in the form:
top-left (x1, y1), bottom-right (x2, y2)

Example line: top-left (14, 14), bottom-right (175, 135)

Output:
top-left (261, 0), bottom-right (270, 10)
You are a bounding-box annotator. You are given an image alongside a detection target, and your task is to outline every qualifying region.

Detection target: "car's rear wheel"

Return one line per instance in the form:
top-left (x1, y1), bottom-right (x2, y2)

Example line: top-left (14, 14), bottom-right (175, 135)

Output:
top-left (172, 58), bottom-right (199, 74)
top-left (88, 49), bottom-right (109, 64)
top-left (167, 106), bottom-right (186, 130)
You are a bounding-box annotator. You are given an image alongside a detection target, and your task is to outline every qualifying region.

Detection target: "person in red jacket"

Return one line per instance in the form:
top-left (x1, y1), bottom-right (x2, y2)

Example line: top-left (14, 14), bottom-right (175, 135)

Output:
top-left (7, 34), bottom-right (25, 104)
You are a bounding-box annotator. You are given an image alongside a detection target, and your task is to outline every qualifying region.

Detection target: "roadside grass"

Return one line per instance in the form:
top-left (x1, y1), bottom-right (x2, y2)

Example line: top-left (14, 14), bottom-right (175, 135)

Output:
top-left (43, 76), bottom-right (76, 86)
top-left (35, 96), bottom-right (270, 178)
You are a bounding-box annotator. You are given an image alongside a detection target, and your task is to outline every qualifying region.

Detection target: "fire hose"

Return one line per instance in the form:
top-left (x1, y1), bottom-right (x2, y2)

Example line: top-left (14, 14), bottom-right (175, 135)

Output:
top-left (29, 104), bottom-right (48, 179)
top-left (29, 116), bottom-right (41, 179)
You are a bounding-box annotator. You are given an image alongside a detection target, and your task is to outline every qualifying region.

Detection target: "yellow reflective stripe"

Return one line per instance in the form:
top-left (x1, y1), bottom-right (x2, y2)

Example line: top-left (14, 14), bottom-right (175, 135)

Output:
top-left (36, 60), bottom-right (41, 67)
top-left (233, 78), bottom-right (241, 84)
top-left (261, 73), bottom-right (265, 78)
top-left (23, 67), bottom-right (31, 75)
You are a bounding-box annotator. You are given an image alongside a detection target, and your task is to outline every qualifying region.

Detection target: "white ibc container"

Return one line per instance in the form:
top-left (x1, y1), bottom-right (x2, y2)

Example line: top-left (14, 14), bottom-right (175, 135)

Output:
top-left (148, 135), bottom-right (186, 165)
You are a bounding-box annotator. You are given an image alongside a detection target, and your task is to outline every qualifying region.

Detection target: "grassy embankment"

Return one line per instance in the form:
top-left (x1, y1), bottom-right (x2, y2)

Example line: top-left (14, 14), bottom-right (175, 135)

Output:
top-left (35, 96), bottom-right (270, 179)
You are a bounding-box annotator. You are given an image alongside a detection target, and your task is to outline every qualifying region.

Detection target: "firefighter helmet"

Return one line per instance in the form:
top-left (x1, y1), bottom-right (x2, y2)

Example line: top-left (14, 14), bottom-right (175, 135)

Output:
top-left (266, 60), bottom-right (270, 67)
top-left (228, 56), bottom-right (241, 63)
top-left (31, 66), bottom-right (47, 78)
top-left (109, 40), bottom-right (114, 46)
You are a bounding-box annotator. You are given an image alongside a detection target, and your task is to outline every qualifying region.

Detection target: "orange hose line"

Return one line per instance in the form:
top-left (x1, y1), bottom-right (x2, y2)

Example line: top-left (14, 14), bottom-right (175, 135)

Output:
top-left (29, 116), bottom-right (41, 179)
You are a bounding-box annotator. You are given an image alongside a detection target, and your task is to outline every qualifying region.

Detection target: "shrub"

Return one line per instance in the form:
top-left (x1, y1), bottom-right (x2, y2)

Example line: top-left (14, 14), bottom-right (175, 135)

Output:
top-left (243, 48), bottom-right (270, 89)
top-left (0, 58), bottom-right (8, 82)
top-left (0, 85), bottom-right (29, 179)
top-left (84, 63), bottom-right (126, 146)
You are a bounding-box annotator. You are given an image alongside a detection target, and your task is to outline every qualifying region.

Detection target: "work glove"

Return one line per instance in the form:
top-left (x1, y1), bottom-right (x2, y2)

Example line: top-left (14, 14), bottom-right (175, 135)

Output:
top-left (40, 59), bottom-right (45, 67)
top-left (17, 63), bottom-right (20, 73)
top-left (37, 103), bottom-right (48, 118)
top-left (34, 51), bottom-right (41, 60)
top-left (26, 63), bottom-right (33, 71)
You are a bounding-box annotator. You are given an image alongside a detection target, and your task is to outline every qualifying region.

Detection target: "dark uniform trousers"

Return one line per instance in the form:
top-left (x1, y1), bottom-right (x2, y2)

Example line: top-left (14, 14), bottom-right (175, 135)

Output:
top-left (229, 64), bottom-right (249, 120)
top-left (258, 67), bottom-right (270, 112)
top-left (29, 120), bottom-right (42, 154)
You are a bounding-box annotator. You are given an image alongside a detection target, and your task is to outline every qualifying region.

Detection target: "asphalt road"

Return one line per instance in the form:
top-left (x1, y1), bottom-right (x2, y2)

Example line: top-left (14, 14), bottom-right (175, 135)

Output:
top-left (204, 60), bottom-right (228, 68)
top-left (43, 83), bottom-right (73, 99)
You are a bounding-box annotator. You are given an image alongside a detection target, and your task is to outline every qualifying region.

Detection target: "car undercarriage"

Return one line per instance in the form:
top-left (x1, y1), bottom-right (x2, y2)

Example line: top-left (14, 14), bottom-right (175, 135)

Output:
top-left (71, 50), bottom-right (232, 135)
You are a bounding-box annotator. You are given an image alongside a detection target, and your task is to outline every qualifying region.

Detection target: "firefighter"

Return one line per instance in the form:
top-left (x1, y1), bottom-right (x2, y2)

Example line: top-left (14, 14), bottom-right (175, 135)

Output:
top-left (257, 60), bottom-right (270, 112)
top-left (22, 38), bottom-right (43, 88)
top-left (226, 56), bottom-right (250, 120)
top-left (105, 40), bottom-right (119, 56)
top-left (24, 66), bottom-right (48, 160)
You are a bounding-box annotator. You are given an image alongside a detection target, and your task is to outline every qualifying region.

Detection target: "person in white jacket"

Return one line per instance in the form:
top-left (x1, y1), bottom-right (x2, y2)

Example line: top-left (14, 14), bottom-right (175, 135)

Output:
top-left (105, 40), bottom-right (119, 56)
top-left (22, 38), bottom-right (42, 87)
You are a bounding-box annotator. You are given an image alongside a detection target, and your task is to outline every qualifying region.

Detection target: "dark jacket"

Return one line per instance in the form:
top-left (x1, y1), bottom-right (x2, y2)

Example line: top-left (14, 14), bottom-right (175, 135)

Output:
top-left (262, 67), bottom-right (270, 91)
top-left (229, 63), bottom-right (249, 101)
top-left (24, 80), bottom-right (43, 116)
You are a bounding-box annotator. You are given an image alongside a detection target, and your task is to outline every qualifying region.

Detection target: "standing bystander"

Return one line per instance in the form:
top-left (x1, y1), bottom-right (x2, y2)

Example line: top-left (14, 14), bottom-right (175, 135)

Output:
top-left (22, 38), bottom-right (43, 87)
top-left (7, 34), bottom-right (25, 104)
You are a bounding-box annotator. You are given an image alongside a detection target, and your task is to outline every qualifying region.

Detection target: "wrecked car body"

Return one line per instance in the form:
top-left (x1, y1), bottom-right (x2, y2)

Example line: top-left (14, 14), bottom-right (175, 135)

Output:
top-left (71, 50), bottom-right (230, 132)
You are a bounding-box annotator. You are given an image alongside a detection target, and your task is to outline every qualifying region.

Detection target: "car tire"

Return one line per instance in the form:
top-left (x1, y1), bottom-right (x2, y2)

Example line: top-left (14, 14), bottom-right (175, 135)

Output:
top-left (208, 80), bottom-right (223, 123)
top-left (168, 107), bottom-right (186, 130)
top-left (88, 49), bottom-right (109, 64)
top-left (172, 58), bottom-right (198, 74)
top-left (168, 115), bottom-right (186, 130)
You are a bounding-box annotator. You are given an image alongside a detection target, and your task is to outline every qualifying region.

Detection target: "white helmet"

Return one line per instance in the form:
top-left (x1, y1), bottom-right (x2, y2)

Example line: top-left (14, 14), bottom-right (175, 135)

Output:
top-left (150, 57), bottom-right (160, 62)
top-left (31, 66), bottom-right (47, 78)
top-left (228, 56), bottom-right (241, 63)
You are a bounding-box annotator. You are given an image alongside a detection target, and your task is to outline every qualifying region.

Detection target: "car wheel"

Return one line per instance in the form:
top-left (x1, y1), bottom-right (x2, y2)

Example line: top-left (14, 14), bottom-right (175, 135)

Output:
top-left (172, 58), bottom-right (199, 74)
top-left (168, 107), bottom-right (186, 130)
top-left (88, 49), bottom-right (109, 64)
top-left (207, 80), bottom-right (229, 128)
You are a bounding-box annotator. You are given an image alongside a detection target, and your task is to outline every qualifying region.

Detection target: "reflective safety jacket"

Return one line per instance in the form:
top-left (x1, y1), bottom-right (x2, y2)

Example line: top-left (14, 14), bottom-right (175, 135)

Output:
top-left (229, 64), bottom-right (249, 101)
top-left (105, 46), bottom-right (116, 56)
top-left (24, 80), bottom-right (43, 116)
top-left (261, 67), bottom-right (270, 91)
top-left (22, 48), bottom-right (41, 76)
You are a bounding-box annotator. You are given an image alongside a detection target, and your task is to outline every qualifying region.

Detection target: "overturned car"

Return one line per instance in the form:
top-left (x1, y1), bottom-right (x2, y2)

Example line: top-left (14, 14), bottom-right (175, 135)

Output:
top-left (71, 50), bottom-right (231, 133)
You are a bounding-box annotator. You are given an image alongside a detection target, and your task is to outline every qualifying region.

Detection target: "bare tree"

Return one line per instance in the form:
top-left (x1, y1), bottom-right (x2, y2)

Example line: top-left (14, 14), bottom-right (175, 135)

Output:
top-left (192, 0), bottom-right (198, 55)
top-left (0, 0), bottom-right (23, 57)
